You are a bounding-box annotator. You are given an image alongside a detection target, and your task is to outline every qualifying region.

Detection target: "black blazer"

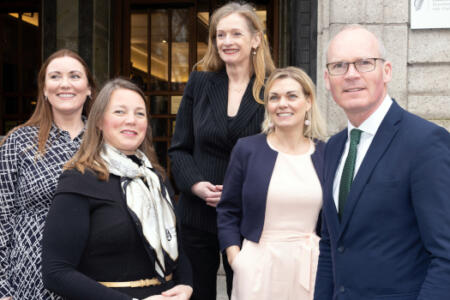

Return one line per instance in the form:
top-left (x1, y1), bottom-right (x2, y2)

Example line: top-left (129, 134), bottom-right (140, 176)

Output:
top-left (42, 169), bottom-right (192, 300)
top-left (216, 134), bottom-right (325, 252)
top-left (168, 70), bottom-right (265, 233)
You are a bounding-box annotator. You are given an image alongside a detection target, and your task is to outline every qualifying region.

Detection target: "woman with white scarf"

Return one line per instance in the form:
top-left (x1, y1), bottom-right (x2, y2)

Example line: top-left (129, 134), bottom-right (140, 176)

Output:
top-left (41, 78), bottom-right (193, 300)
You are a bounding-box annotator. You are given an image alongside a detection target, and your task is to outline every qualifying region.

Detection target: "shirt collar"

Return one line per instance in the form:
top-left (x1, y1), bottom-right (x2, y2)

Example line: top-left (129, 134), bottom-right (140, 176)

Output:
top-left (347, 94), bottom-right (393, 137)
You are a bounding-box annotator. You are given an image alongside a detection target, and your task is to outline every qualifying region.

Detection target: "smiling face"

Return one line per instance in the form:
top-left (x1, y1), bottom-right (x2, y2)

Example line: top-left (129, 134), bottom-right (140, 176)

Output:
top-left (325, 28), bottom-right (392, 125)
top-left (215, 13), bottom-right (260, 68)
top-left (267, 77), bottom-right (311, 133)
top-left (44, 56), bottom-right (91, 118)
top-left (99, 88), bottom-right (148, 155)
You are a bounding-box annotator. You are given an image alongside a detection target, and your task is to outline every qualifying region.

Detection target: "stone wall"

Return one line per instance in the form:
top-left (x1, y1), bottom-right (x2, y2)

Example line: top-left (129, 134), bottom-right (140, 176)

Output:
top-left (317, 0), bottom-right (450, 135)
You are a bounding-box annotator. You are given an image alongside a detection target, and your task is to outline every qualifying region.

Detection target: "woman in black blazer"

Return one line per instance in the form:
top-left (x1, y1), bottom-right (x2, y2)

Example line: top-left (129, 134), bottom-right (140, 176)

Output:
top-left (217, 67), bottom-right (327, 299)
top-left (42, 79), bottom-right (192, 300)
top-left (168, 2), bottom-right (275, 299)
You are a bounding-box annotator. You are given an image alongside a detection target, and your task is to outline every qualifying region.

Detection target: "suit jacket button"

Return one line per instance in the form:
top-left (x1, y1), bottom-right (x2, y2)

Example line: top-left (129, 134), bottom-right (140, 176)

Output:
top-left (339, 286), bottom-right (345, 293)
top-left (338, 246), bottom-right (345, 253)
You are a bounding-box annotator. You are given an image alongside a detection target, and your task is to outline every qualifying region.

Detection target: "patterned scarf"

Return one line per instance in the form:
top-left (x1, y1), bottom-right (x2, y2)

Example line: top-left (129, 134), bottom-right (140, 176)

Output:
top-left (100, 143), bottom-right (178, 277)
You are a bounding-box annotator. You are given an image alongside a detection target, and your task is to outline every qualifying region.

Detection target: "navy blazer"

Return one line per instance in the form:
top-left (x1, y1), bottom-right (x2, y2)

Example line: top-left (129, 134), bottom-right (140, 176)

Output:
top-left (217, 133), bottom-right (325, 252)
top-left (314, 101), bottom-right (450, 300)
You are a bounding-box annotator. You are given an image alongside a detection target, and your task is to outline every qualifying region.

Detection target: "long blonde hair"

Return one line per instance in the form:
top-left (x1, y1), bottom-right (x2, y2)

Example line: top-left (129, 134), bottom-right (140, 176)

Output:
top-left (65, 78), bottom-right (165, 180)
top-left (261, 67), bottom-right (327, 140)
top-left (196, 1), bottom-right (275, 103)
top-left (0, 49), bottom-right (96, 153)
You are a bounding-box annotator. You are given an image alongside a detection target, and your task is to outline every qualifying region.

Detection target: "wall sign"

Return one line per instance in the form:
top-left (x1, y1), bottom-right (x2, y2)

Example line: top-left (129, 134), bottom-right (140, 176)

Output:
top-left (411, 0), bottom-right (450, 29)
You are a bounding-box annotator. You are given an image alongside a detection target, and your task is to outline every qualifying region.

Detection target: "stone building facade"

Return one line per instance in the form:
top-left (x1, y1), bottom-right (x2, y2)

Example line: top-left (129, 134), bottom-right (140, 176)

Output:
top-left (1, 0), bottom-right (448, 138)
top-left (316, 0), bottom-right (450, 134)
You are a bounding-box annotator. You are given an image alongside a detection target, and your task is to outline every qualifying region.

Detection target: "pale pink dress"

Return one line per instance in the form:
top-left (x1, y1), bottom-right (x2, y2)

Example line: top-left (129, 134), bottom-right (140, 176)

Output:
top-left (230, 140), bottom-right (322, 300)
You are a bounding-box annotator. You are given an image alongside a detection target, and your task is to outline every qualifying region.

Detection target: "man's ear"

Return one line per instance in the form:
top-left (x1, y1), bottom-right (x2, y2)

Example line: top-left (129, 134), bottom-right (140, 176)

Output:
top-left (382, 60), bottom-right (392, 84)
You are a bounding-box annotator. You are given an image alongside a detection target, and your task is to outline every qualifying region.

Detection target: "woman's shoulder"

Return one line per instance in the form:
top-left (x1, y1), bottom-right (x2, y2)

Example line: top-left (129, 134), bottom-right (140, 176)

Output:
top-left (187, 70), bottom-right (216, 85)
top-left (232, 134), bottom-right (268, 156)
top-left (56, 168), bottom-right (119, 200)
top-left (0, 126), bottom-right (38, 153)
top-left (237, 133), bottom-right (267, 147)
top-left (3, 126), bottom-right (38, 143)
top-left (312, 139), bottom-right (326, 155)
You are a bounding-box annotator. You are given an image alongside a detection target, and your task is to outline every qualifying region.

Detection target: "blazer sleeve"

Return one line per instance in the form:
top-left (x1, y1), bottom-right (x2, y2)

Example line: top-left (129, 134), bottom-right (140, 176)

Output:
top-left (42, 191), bottom-right (132, 300)
top-left (413, 126), bottom-right (450, 299)
top-left (0, 133), bottom-right (19, 296)
top-left (314, 213), bottom-right (334, 300)
top-left (314, 142), bottom-right (335, 300)
top-left (217, 139), bottom-right (246, 252)
top-left (168, 71), bottom-right (206, 193)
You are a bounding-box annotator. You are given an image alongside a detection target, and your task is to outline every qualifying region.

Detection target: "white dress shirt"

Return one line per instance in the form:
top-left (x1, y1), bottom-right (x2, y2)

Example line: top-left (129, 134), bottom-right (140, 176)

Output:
top-left (333, 95), bottom-right (393, 211)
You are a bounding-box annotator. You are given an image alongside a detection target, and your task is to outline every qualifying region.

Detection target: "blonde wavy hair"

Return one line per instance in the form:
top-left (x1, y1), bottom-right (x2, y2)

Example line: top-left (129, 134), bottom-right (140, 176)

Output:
top-left (195, 1), bottom-right (275, 103)
top-left (261, 67), bottom-right (327, 140)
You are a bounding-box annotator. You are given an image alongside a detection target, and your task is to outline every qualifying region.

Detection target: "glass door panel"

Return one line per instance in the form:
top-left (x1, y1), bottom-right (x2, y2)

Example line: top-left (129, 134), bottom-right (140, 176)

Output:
top-left (130, 13), bottom-right (148, 91)
top-left (0, 11), bottom-right (40, 135)
top-left (150, 10), bottom-right (169, 91)
top-left (171, 8), bottom-right (189, 91)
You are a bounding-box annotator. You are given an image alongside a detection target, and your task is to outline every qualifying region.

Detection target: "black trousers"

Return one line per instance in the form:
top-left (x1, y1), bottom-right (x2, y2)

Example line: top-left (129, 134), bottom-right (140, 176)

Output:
top-left (180, 224), bottom-right (233, 300)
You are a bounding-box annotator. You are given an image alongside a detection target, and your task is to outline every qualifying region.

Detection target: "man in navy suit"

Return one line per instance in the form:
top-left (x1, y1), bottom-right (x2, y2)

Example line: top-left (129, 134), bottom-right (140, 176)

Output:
top-left (314, 25), bottom-right (450, 300)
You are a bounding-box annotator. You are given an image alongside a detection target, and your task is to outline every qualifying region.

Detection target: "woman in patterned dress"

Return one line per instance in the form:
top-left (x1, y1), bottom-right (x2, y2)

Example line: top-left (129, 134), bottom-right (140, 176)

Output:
top-left (217, 67), bottom-right (327, 300)
top-left (0, 49), bottom-right (95, 299)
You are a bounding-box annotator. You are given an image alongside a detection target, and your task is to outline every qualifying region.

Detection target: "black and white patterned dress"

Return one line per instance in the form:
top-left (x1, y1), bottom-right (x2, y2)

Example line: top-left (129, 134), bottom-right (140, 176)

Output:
top-left (0, 124), bottom-right (84, 299)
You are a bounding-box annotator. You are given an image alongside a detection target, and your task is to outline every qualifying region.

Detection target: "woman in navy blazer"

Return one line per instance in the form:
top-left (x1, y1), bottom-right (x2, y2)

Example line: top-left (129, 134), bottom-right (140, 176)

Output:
top-left (168, 2), bottom-right (275, 300)
top-left (217, 67), bottom-right (327, 300)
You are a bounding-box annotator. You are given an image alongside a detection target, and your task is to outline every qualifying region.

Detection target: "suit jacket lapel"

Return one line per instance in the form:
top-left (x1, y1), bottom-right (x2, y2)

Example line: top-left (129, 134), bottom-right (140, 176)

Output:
top-left (324, 130), bottom-right (347, 237)
top-left (206, 71), bottom-right (262, 146)
top-left (206, 70), bottom-right (229, 142)
top-left (338, 101), bottom-right (403, 239)
top-left (227, 76), bottom-right (261, 141)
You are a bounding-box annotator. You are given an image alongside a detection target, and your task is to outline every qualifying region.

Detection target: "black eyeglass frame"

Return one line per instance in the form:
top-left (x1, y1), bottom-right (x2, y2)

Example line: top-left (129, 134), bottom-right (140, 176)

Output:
top-left (326, 58), bottom-right (385, 76)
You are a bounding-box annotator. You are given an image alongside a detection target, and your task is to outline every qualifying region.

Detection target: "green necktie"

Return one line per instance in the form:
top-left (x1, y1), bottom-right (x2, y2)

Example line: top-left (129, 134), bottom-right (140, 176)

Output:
top-left (338, 129), bottom-right (362, 220)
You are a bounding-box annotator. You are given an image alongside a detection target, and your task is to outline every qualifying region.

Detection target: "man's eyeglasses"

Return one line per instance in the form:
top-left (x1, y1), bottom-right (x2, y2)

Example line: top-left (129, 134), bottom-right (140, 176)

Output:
top-left (326, 58), bottom-right (385, 76)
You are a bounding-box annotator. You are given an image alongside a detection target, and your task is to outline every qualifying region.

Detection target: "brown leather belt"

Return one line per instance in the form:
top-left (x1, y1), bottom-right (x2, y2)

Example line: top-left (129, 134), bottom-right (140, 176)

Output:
top-left (99, 274), bottom-right (173, 288)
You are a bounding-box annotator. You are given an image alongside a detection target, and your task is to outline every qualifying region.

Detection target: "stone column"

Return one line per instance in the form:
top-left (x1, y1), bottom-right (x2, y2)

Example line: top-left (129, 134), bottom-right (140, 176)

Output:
top-left (42, 0), bottom-right (111, 84)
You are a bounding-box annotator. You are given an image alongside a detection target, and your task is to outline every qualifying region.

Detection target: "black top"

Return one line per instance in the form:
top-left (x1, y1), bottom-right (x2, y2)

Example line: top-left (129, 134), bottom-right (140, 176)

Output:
top-left (168, 70), bottom-right (265, 233)
top-left (42, 168), bottom-right (192, 300)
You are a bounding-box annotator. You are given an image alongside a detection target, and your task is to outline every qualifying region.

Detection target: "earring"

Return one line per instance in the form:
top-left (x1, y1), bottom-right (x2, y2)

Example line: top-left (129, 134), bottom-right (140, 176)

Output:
top-left (304, 112), bottom-right (311, 126)
top-left (252, 48), bottom-right (257, 56)
top-left (44, 96), bottom-right (48, 101)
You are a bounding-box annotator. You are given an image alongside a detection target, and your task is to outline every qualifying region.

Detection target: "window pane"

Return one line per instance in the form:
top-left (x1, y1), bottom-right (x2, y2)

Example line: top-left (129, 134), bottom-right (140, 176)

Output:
top-left (154, 141), bottom-right (168, 168)
top-left (131, 13), bottom-right (148, 91)
top-left (5, 97), bottom-right (19, 114)
top-left (171, 8), bottom-right (189, 91)
top-left (197, 12), bottom-right (209, 70)
top-left (151, 118), bottom-right (167, 138)
top-left (150, 95), bottom-right (169, 114)
top-left (22, 13), bottom-right (40, 92)
top-left (23, 97), bottom-right (36, 117)
top-left (151, 10), bottom-right (169, 91)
